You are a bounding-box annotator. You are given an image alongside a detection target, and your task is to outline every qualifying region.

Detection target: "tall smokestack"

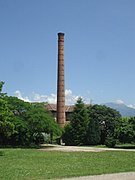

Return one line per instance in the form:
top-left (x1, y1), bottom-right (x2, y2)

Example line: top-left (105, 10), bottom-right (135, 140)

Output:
top-left (57, 32), bottom-right (65, 128)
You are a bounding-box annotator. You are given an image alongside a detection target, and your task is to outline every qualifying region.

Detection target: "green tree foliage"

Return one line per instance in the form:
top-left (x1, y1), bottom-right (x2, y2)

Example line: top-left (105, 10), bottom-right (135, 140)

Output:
top-left (27, 102), bottom-right (62, 144)
top-left (86, 106), bottom-right (101, 145)
top-left (89, 105), bottom-right (121, 145)
top-left (62, 123), bottom-right (74, 145)
top-left (105, 135), bottom-right (116, 148)
top-left (129, 117), bottom-right (135, 143)
top-left (0, 98), bottom-right (15, 145)
top-left (63, 100), bottom-right (122, 147)
top-left (71, 98), bottom-right (89, 145)
top-left (0, 81), bottom-right (4, 94)
top-left (0, 82), bottom-right (15, 145)
top-left (129, 117), bottom-right (135, 132)
top-left (0, 81), bottom-right (6, 97)
top-left (116, 117), bottom-right (135, 144)
top-left (63, 98), bottom-right (89, 145)
top-left (7, 98), bottom-right (62, 145)
top-left (0, 82), bottom-right (62, 146)
top-left (6, 96), bottom-right (32, 145)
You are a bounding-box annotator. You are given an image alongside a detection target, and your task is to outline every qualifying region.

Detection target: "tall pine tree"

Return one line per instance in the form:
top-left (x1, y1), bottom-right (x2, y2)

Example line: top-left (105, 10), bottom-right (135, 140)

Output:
top-left (70, 98), bottom-right (89, 145)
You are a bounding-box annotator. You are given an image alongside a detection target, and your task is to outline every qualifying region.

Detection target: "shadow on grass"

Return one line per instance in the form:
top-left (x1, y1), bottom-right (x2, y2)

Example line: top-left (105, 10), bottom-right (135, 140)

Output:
top-left (115, 145), bottom-right (135, 149)
top-left (0, 144), bottom-right (40, 149)
top-left (0, 151), bottom-right (5, 156)
top-left (0, 144), bottom-right (57, 149)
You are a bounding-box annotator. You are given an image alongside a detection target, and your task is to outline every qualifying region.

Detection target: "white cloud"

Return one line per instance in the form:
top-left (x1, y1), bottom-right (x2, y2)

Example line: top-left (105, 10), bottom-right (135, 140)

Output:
top-left (65, 89), bottom-right (79, 105)
top-left (14, 90), bottom-right (135, 108)
top-left (116, 99), bottom-right (124, 104)
top-left (127, 104), bottom-right (135, 109)
top-left (32, 92), bottom-right (57, 104)
top-left (65, 89), bottom-right (72, 96)
top-left (32, 89), bottom-right (79, 105)
top-left (14, 90), bottom-right (30, 102)
top-left (65, 89), bottom-right (90, 105)
top-left (14, 89), bottom-right (79, 105)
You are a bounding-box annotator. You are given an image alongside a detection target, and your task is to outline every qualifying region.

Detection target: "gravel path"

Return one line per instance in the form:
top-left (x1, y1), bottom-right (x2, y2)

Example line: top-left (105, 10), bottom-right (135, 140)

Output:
top-left (40, 144), bottom-right (135, 152)
top-left (57, 172), bottom-right (135, 180)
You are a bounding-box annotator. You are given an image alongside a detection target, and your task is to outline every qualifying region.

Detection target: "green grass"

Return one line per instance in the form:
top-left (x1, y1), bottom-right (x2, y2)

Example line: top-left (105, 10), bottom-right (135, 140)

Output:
top-left (85, 143), bottom-right (135, 149)
top-left (0, 149), bottom-right (135, 180)
top-left (115, 143), bottom-right (135, 149)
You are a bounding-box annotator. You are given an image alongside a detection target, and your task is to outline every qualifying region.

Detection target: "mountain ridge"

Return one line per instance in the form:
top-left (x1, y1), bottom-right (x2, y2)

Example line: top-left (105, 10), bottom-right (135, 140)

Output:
top-left (103, 102), bottom-right (135, 117)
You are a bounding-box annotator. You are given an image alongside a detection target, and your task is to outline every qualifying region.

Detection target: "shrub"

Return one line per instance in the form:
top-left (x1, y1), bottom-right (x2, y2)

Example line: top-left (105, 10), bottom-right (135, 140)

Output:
top-left (33, 133), bottom-right (45, 145)
top-left (62, 124), bottom-right (74, 145)
top-left (0, 151), bottom-right (5, 156)
top-left (105, 135), bottom-right (116, 148)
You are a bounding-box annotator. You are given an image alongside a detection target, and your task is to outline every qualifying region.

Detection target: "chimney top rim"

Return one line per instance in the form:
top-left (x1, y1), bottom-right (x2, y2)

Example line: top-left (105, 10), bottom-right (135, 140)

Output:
top-left (58, 32), bottom-right (65, 36)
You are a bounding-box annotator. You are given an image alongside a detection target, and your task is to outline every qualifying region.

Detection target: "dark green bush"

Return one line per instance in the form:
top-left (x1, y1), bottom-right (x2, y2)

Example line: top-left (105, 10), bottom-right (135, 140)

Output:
top-left (105, 136), bottom-right (116, 148)
top-left (62, 124), bottom-right (74, 145)
top-left (33, 133), bottom-right (45, 145)
top-left (0, 151), bottom-right (5, 156)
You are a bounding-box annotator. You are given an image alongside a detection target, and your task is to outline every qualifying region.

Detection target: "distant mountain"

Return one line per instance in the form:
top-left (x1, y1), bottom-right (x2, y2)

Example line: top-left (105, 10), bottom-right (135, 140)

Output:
top-left (103, 102), bottom-right (135, 117)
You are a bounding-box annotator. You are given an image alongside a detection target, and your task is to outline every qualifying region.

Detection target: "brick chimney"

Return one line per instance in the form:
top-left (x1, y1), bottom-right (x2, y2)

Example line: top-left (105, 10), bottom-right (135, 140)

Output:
top-left (57, 32), bottom-right (65, 128)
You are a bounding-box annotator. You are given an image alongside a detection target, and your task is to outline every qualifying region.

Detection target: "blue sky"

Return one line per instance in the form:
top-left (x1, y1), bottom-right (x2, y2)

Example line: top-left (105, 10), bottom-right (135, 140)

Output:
top-left (0, 0), bottom-right (135, 106)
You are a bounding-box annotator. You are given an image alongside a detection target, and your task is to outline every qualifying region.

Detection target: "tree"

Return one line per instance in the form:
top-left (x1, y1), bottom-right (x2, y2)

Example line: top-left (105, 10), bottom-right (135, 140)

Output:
top-left (0, 81), bottom-right (4, 94)
top-left (88, 105), bottom-right (121, 145)
top-left (116, 117), bottom-right (135, 144)
top-left (62, 123), bottom-right (74, 145)
top-left (27, 102), bottom-right (62, 144)
top-left (63, 98), bottom-right (89, 145)
top-left (0, 82), bottom-right (15, 145)
top-left (129, 117), bottom-right (135, 132)
top-left (86, 106), bottom-right (101, 145)
top-left (0, 82), bottom-right (62, 146)
top-left (5, 96), bottom-right (32, 145)
top-left (129, 117), bottom-right (135, 143)
top-left (6, 96), bottom-right (62, 145)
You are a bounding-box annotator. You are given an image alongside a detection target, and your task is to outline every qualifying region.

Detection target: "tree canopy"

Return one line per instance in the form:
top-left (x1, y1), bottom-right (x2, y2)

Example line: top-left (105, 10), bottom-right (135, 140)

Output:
top-left (89, 104), bottom-right (121, 145)
top-left (63, 98), bottom-right (89, 145)
top-left (1, 82), bottom-right (135, 147)
top-left (63, 98), bottom-right (124, 147)
top-left (0, 82), bottom-right (62, 146)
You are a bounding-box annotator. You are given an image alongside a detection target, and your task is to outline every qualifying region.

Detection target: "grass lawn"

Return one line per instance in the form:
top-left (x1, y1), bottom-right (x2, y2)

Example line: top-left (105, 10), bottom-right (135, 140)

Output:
top-left (0, 148), bottom-right (135, 180)
top-left (89, 143), bottom-right (135, 149)
top-left (115, 143), bottom-right (135, 149)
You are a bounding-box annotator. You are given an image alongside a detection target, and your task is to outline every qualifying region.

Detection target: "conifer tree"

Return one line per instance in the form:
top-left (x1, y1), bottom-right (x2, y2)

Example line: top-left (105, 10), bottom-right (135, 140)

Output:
top-left (70, 97), bottom-right (89, 145)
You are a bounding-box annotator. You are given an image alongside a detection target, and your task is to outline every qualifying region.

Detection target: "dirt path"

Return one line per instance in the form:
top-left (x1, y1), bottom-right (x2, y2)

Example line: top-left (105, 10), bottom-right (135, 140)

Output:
top-left (40, 144), bottom-right (135, 152)
top-left (57, 172), bottom-right (135, 180)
